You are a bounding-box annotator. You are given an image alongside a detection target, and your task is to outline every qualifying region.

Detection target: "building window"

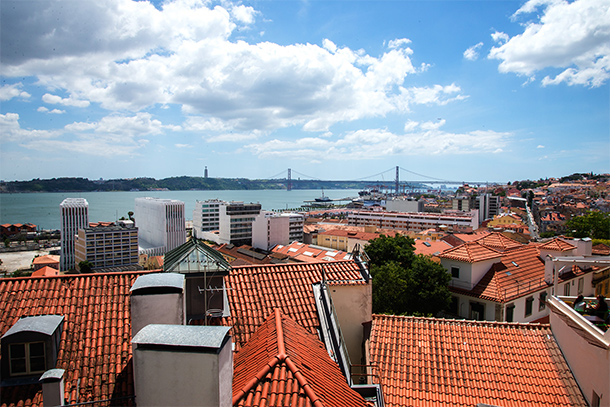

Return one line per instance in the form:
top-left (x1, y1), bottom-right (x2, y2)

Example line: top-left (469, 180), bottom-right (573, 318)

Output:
top-left (539, 292), bottom-right (547, 311)
top-left (577, 278), bottom-right (584, 294)
top-left (564, 283), bottom-right (570, 296)
top-left (506, 304), bottom-right (515, 322)
top-left (9, 342), bottom-right (46, 375)
top-left (525, 297), bottom-right (534, 317)
top-left (451, 266), bottom-right (459, 278)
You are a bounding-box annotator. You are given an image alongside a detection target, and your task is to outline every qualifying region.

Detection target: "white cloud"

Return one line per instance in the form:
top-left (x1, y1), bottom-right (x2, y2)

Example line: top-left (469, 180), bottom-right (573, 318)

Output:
top-left (489, 0), bottom-right (610, 87)
top-left (463, 42), bottom-right (484, 61)
top-left (0, 113), bottom-right (56, 142)
top-left (404, 120), bottom-right (419, 132)
top-left (1, 0), bottom-right (467, 134)
top-left (537, 144), bottom-right (545, 148)
top-left (175, 143), bottom-right (192, 148)
top-left (0, 84), bottom-right (31, 101)
top-left (42, 93), bottom-right (90, 107)
top-left (491, 31), bottom-right (509, 44)
top-left (388, 38), bottom-right (411, 49)
top-left (207, 131), bottom-right (261, 142)
top-left (247, 124), bottom-right (510, 161)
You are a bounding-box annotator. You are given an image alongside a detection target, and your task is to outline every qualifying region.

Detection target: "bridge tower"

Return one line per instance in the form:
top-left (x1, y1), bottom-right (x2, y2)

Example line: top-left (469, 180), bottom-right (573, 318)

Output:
top-left (287, 168), bottom-right (292, 191)
top-left (395, 166), bottom-right (399, 195)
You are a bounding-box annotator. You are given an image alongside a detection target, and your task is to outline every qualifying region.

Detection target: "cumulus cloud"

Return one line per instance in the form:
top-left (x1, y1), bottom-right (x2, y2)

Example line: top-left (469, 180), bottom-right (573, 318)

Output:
top-left (42, 93), bottom-right (90, 107)
top-left (464, 42), bottom-right (484, 61)
top-left (537, 144), bottom-right (545, 148)
top-left (491, 31), bottom-right (509, 44)
top-left (247, 123), bottom-right (510, 161)
top-left (0, 84), bottom-right (31, 101)
top-left (0, 0), bottom-right (467, 136)
top-left (488, 0), bottom-right (610, 87)
top-left (0, 113), bottom-right (56, 143)
top-left (38, 106), bottom-right (65, 114)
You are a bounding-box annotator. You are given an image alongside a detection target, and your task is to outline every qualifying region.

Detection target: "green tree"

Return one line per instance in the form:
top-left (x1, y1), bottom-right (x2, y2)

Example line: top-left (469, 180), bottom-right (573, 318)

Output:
top-left (78, 260), bottom-right (93, 273)
top-left (566, 211), bottom-right (610, 239)
top-left (366, 234), bottom-right (451, 316)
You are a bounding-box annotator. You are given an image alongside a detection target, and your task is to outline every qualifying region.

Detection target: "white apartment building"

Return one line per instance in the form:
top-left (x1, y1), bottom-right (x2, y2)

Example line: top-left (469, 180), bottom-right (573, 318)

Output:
top-left (74, 220), bottom-right (139, 272)
top-left (134, 197), bottom-right (185, 256)
top-left (348, 209), bottom-right (478, 233)
top-left (252, 211), bottom-right (304, 251)
top-left (60, 198), bottom-right (89, 271)
top-left (192, 199), bottom-right (222, 238)
top-left (194, 200), bottom-right (262, 246)
top-left (476, 193), bottom-right (501, 223)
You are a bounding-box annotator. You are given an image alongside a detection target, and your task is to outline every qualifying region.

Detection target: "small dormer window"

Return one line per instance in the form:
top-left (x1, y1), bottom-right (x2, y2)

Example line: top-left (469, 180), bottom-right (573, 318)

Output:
top-left (9, 342), bottom-right (46, 375)
top-left (1, 315), bottom-right (63, 381)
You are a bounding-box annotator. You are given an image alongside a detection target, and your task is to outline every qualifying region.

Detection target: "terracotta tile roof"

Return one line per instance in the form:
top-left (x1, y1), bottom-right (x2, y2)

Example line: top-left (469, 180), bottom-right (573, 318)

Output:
top-left (232, 309), bottom-right (367, 407)
top-left (414, 239), bottom-right (452, 257)
top-left (317, 229), bottom-right (380, 241)
top-left (31, 266), bottom-right (60, 277)
top-left (592, 243), bottom-right (610, 256)
top-left (0, 271), bottom-right (152, 407)
top-left (369, 314), bottom-right (587, 407)
top-left (454, 245), bottom-right (547, 302)
top-left (473, 231), bottom-right (523, 251)
top-left (539, 238), bottom-right (576, 252)
top-left (32, 255), bottom-right (60, 266)
top-left (225, 261), bottom-right (366, 350)
top-left (272, 242), bottom-right (352, 262)
top-left (438, 242), bottom-right (502, 263)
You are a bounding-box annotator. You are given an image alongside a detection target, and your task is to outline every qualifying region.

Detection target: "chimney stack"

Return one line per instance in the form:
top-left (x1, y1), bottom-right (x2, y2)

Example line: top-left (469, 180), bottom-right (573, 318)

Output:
top-left (40, 369), bottom-right (65, 407)
top-left (132, 324), bottom-right (233, 407)
top-left (130, 273), bottom-right (186, 338)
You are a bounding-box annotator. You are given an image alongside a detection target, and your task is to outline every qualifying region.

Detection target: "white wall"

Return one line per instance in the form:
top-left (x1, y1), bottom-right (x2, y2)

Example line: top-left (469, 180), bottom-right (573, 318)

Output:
top-left (329, 282), bottom-right (373, 367)
top-left (130, 293), bottom-right (185, 338)
top-left (548, 297), bottom-right (609, 407)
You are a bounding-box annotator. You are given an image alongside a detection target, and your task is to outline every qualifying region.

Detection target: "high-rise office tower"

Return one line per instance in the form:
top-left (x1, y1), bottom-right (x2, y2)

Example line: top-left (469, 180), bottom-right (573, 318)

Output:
top-left (60, 198), bottom-right (89, 271)
top-left (135, 197), bottom-right (186, 256)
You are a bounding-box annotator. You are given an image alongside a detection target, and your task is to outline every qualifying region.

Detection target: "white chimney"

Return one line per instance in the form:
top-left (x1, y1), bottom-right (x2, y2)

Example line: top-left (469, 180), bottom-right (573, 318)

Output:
top-left (544, 255), bottom-right (554, 285)
top-left (130, 273), bottom-right (186, 338)
top-left (573, 238), bottom-right (592, 257)
top-left (40, 369), bottom-right (65, 407)
top-left (132, 324), bottom-right (233, 407)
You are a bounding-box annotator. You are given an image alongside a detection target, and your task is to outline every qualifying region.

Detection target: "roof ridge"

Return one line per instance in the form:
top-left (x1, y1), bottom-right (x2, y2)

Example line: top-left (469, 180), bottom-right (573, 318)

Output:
top-left (233, 259), bottom-right (352, 270)
top-left (232, 309), bottom-right (325, 407)
top-left (1, 270), bottom-right (156, 281)
top-left (371, 313), bottom-right (551, 329)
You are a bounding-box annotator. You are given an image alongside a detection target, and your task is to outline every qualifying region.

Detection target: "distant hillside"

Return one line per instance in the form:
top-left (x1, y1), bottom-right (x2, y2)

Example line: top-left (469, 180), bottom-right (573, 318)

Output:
top-left (0, 176), bottom-right (388, 193)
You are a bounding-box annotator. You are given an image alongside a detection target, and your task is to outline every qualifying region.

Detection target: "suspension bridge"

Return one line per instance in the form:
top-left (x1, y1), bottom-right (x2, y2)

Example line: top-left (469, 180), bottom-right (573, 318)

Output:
top-left (264, 166), bottom-right (497, 192)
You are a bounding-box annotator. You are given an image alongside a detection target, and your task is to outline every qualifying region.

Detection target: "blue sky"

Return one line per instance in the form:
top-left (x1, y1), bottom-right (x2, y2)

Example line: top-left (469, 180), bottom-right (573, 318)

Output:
top-left (1, 0), bottom-right (608, 184)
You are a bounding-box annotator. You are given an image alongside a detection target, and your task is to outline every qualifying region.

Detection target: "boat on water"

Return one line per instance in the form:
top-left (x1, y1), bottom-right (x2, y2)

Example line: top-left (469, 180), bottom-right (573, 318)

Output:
top-left (315, 189), bottom-right (331, 202)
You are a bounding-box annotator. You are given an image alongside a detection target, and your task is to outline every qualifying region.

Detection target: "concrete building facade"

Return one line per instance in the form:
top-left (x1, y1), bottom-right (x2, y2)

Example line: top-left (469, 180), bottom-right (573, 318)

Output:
top-left (347, 209), bottom-right (478, 233)
top-left (74, 221), bottom-right (139, 272)
top-left (134, 197), bottom-right (185, 256)
top-left (251, 211), bottom-right (304, 251)
top-left (194, 200), bottom-right (261, 246)
top-left (60, 198), bottom-right (89, 271)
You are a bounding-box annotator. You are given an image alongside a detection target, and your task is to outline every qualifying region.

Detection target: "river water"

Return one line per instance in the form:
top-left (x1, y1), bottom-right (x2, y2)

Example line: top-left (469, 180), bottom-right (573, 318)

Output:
top-left (0, 189), bottom-right (360, 230)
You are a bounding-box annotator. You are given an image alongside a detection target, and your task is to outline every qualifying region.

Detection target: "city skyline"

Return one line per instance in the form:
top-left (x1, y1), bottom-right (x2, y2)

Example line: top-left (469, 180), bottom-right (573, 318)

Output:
top-left (1, 0), bottom-right (609, 183)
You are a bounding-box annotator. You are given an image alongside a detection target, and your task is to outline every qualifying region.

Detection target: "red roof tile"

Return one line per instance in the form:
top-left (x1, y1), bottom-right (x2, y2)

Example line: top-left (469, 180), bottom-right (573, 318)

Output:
top-left (225, 261), bottom-right (366, 350)
top-left (233, 309), bottom-right (367, 407)
top-left (473, 231), bottom-right (523, 251)
top-left (539, 238), bottom-right (576, 252)
top-left (31, 266), bottom-right (60, 277)
top-left (438, 242), bottom-right (502, 263)
top-left (369, 314), bottom-right (587, 407)
top-left (0, 271), bottom-right (152, 407)
top-left (32, 255), bottom-right (60, 266)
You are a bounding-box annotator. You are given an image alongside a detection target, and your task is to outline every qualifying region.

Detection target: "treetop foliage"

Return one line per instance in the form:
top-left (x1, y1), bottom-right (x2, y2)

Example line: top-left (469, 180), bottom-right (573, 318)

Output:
top-left (566, 211), bottom-right (610, 240)
top-left (366, 233), bottom-right (451, 316)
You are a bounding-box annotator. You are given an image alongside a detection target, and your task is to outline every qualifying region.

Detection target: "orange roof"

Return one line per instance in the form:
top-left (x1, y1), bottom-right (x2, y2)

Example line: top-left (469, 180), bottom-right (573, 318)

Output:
top-left (318, 229), bottom-right (380, 241)
top-left (272, 241), bottom-right (352, 262)
top-left (438, 242), bottom-right (502, 263)
top-left (31, 266), bottom-right (60, 277)
top-left (0, 271), bottom-right (153, 407)
top-left (473, 231), bottom-right (523, 251)
top-left (369, 314), bottom-right (587, 407)
top-left (232, 309), bottom-right (367, 407)
top-left (225, 261), bottom-right (366, 350)
top-left (414, 239), bottom-right (452, 257)
top-left (32, 254), bottom-right (60, 265)
top-left (539, 238), bottom-right (576, 252)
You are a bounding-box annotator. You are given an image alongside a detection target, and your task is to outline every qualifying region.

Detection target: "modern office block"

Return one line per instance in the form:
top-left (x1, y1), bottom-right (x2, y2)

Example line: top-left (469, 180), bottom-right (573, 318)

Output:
top-left (60, 198), bottom-right (89, 271)
top-left (74, 220), bottom-right (139, 271)
top-left (135, 197), bottom-right (186, 256)
top-left (252, 211), bottom-right (304, 251)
